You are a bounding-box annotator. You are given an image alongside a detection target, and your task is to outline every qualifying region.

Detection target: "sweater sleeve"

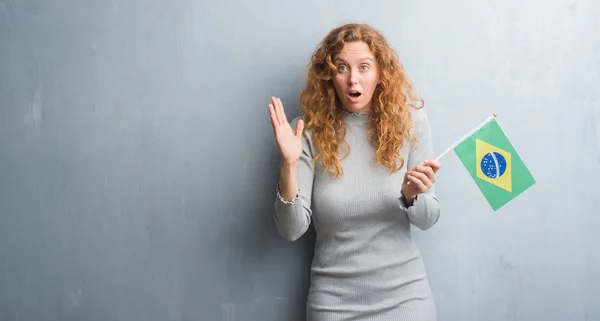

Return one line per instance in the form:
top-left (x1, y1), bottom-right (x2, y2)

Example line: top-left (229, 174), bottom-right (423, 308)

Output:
top-left (273, 117), bottom-right (315, 242)
top-left (398, 108), bottom-right (441, 230)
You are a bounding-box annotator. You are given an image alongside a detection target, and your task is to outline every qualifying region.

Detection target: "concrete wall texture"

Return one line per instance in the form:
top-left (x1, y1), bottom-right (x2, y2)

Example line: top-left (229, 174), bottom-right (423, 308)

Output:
top-left (1, 0), bottom-right (599, 320)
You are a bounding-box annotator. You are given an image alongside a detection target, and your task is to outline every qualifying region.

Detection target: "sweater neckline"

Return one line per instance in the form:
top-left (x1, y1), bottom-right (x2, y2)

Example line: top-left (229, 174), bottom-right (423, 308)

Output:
top-left (342, 110), bottom-right (371, 125)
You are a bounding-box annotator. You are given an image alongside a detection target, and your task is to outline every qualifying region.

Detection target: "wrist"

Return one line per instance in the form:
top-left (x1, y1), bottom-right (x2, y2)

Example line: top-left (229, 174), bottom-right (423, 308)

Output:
top-left (280, 161), bottom-right (298, 172)
top-left (401, 189), bottom-right (416, 205)
top-left (279, 162), bottom-right (299, 202)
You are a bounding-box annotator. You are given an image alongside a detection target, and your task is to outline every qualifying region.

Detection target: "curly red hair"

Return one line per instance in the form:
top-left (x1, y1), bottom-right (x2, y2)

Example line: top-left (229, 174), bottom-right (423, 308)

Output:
top-left (300, 23), bottom-right (423, 177)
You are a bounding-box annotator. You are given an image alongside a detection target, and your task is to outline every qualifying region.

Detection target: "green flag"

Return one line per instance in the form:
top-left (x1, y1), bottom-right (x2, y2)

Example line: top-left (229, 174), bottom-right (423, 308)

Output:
top-left (453, 118), bottom-right (535, 211)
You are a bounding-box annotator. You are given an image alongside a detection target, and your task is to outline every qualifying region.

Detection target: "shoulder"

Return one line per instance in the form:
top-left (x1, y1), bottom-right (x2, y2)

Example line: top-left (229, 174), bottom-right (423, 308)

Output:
top-left (408, 107), bottom-right (432, 138)
top-left (409, 107), bottom-right (430, 130)
top-left (405, 107), bottom-right (433, 154)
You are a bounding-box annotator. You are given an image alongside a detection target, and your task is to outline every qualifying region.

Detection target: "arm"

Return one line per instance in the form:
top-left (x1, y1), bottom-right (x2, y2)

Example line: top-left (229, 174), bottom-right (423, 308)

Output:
top-left (273, 117), bottom-right (315, 241)
top-left (399, 108), bottom-right (441, 230)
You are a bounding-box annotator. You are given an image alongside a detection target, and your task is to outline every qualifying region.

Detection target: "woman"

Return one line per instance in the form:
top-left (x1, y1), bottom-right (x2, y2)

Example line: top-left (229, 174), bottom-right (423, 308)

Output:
top-left (268, 23), bottom-right (441, 321)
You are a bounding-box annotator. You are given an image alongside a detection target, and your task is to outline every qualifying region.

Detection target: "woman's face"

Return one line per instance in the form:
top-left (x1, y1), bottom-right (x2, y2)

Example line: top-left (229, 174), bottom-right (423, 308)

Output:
top-left (332, 41), bottom-right (380, 114)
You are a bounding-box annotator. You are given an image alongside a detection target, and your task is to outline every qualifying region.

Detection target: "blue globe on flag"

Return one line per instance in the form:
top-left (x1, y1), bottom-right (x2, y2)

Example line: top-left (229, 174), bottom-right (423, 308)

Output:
top-left (480, 152), bottom-right (507, 179)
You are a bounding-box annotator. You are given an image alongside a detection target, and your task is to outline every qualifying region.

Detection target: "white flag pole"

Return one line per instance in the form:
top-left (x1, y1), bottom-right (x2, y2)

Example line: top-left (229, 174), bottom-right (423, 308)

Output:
top-left (433, 113), bottom-right (497, 161)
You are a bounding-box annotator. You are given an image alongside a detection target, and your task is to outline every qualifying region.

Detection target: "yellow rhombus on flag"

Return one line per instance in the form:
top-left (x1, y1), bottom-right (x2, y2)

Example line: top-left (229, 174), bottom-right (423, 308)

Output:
top-left (453, 118), bottom-right (535, 211)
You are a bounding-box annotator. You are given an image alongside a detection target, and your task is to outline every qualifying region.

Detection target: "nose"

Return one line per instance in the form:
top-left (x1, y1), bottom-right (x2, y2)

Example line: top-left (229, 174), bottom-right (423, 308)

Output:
top-left (348, 69), bottom-right (358, 86)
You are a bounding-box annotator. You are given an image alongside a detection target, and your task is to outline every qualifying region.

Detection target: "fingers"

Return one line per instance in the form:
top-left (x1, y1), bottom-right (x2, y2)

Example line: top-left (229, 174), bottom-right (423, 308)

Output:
top-left (295, 119), bottom-right (304, 137)
top-left (271, 97), bottom-right (282, 126)
top-left (406, 173), bottom-right (427, 191)
top-left (409, 160), bottom-right (441, 183)
top-left (278, 98), bottom-right (288, 125)
top-left (414, 165), bottom-right (435, 182)
top-left (404, 160), bottom-right (441, 194)
top-left (423, 159), bottom-right (441, 173)
top-left (273, 96), bottom-right (287, 125)
top-left (268, 103), bottom-right (278, 127)
top-left (268, 96), bottom-right (290, 128)
top-left (405, 165), bottom-right (434, 193)
top-left (408, 170), bottom-right (432, 188)
top-left (274, 97), bottom-right (283, 125)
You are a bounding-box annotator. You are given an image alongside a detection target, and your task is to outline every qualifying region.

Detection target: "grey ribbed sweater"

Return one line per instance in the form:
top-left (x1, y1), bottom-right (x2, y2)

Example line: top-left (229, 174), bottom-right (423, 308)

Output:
top-left (274, 109), bottom-right (440, 321)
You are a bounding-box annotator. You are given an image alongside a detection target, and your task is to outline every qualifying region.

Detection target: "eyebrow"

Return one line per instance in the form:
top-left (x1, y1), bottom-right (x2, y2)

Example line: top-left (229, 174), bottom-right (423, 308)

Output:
top-left (334, 57), bottom-right (374, 63)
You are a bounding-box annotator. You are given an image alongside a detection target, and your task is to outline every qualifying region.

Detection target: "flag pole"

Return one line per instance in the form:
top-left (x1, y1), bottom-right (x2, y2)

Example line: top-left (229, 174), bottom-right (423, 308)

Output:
top-left (434, 113), bottom-right (497, 161)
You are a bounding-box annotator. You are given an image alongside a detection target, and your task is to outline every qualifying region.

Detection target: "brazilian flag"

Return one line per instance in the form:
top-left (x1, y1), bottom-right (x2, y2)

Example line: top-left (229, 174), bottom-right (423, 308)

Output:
top-left (454, 119), bottom-right (535, 211)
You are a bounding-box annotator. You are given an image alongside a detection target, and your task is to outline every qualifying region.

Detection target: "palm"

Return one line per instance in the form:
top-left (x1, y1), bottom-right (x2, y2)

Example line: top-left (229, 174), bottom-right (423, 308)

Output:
top-left (268, 97), bottom-right (304, 165)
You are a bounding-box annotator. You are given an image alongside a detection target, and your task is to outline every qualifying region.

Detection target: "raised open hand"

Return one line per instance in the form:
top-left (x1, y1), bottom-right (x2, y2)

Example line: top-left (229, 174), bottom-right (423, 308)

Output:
top-left (268, 96), bottom-right (304, 166)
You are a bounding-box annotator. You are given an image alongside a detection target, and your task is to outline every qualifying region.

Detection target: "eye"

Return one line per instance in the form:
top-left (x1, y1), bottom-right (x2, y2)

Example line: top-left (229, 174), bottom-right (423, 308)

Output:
top-left (360, 64), bottom-right (369, 71)
top-left (337, 65), bottom-right (348, 72)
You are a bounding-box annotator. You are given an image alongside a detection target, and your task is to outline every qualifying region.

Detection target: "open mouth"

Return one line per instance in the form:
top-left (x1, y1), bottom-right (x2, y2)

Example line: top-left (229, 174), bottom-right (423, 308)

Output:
top-left (348, 92), bottom-right (362, 98)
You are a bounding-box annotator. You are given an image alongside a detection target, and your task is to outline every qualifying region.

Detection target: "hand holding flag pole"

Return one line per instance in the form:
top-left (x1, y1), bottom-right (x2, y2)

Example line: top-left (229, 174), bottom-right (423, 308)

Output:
top-left (406, 113), bottom-right (497, 187)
